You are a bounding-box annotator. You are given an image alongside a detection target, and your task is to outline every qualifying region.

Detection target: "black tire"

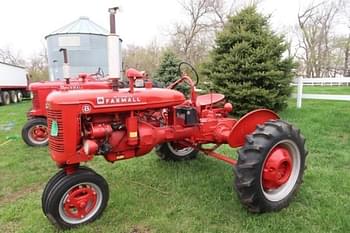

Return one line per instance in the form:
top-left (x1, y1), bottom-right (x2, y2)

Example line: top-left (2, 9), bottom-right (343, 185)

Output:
top-left (44, 170), bottom-right (109, 229)
top-left (10, 90), bottom-right (18, 103)
top-left (1, 91), bottom-right (10, 105)
top-left (16, 91), bottom-right (23, 102)
top-left (155, 142), bottom-right (198, 161)
top-left (42, 166), bottom-right (96, 215)
top-left (234, 119), bottom-right (307, 213)
top-left (21, 117), bottom-right (48, 146)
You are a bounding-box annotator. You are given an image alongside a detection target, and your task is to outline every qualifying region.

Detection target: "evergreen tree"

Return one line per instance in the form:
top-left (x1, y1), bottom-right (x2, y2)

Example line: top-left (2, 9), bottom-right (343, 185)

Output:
top-left (154, 50), bottom-right (189, 94)
top-left (202, 6), bottom-right (295, 116)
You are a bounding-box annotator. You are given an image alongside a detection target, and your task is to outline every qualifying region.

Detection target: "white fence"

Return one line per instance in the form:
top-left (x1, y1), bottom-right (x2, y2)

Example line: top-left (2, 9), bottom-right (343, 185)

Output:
top-left (293, 77), bottom-right (350, 86)
top-left (293, 77), bottom-right (350, 108)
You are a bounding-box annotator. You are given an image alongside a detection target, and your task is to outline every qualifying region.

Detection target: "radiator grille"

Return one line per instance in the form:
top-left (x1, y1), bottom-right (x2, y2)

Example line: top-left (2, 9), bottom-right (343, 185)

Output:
top-left (47, 109), bottom-right (64, 152)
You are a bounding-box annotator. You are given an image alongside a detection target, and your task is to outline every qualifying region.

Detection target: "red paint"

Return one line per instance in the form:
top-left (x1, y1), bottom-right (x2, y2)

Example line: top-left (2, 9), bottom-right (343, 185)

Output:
top-left (228, 109), bottom-right (279, 147)
top-left (262, 146), bottom-right (292, 189)
top-left (27, 74), bottom-right (111, 118)
top-left (44, 68), bottom-right (279, 168)
top-left (204, 150), bottom-right (237, 165)
top-left (27, 75), bottom-right (112, 119)
top-left (86, 124), bottom-right (113, 139)
top-left (30, 125), bottom-right (48, 141)
top-left (196, 93), bottom-right (225, 107)
top-left (126, 114), bottom-right (138, 146)
top-left (126, 68), bottom-right (145, 79)
top-left (63, 185), bottom-right (97, 219)
top-left (167, 75), bottom-right (197, 104)
top-left (144, 81), bottom-right (152, 89)
top-left (223, 103), bottom-right (233, 113)
top-left (24, 74), bottom-right (113, 146)
top-left (83, 140), bottom-right (99, 155)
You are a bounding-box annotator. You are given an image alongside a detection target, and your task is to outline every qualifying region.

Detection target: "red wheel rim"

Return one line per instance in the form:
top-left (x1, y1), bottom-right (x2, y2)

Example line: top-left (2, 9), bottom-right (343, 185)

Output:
top-left (63, 185), bottom-right (98, 219)
top-left (262, 146), bottom-right (293, 190)
top-left (30, 125), bottom-right (48, 142)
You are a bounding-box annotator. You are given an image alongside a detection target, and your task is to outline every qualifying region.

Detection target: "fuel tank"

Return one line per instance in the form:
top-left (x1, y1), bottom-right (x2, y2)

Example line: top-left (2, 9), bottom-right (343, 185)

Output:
top-left (46, 88), bottom-right (186, 112)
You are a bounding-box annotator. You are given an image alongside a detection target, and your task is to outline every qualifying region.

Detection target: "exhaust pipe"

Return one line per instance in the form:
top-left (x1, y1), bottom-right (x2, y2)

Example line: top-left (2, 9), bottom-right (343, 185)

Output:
top-left (107, 7), bottom-right (121, 79)
top-left (59, 48), bottom-right (70, 80)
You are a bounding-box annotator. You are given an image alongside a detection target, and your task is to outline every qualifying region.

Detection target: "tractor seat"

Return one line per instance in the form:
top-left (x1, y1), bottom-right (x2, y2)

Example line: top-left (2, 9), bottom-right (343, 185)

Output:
top-left (126, 68), bottom-right (144, 79)
top-left (196, 93), bottom-right (225, 107)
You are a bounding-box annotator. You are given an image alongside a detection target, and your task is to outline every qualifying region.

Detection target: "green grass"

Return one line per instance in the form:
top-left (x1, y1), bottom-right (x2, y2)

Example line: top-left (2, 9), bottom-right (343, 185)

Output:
top-left (292, 85), bottom-right (350, 94)
top-left (0, 100), bottom-right (349, 233)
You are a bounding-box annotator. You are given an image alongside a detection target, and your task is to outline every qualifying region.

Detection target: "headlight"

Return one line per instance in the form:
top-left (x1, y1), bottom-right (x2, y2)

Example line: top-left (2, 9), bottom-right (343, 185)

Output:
top-left (83, 140), bottom-right (98, 155)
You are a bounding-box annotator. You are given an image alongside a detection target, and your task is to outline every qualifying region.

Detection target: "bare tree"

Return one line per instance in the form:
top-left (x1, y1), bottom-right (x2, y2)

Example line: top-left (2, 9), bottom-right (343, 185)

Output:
top-left (171, 0), bottom-right (213, 64)
top-left (0, 46), bottom-right (25, 66)
top-left (207, 0), bottom-right (237, 28)
top-left (27, 46), bottom-right (49, 81)
top-left (169, 0), bottom-right (237, 65)
top-left (123, 40), bottom-right (163, 76)
top-left (342, 34), bottom-right (350, 76)
top-left (296, 0), bottom-right (344, 77)
top-left (342, 4), bottom-right (350, 76)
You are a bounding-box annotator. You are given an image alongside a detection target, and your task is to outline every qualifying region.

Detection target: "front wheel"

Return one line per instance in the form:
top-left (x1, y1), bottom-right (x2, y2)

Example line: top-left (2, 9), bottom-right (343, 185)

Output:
top-left (155, 142), bottom-right (198, 161)
top-left (41, 167), bottom-right (96, 215)
top-left (21, 117), bottom-right (48, 146)
top-left (43, 170), bottom-right (109, 229)
top-left (234, 120), bottom-right (307, 213)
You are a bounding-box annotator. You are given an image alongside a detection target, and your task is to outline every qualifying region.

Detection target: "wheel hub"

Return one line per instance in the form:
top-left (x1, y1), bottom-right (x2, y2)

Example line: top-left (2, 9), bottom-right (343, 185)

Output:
top-left (262, 146), bottom-right (292, 190)
top-left (63, 185), bottom-right (97, 219)
top-left (31, 125), bottom-right (48, 141)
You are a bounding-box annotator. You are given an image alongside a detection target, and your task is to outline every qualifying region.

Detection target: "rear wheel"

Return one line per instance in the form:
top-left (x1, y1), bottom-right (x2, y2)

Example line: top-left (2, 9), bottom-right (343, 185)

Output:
top-left (155, 142), bottom-right (198, 161)
top-left (234, 120), bottom-right (307, 213)
top-left (10, 90), bottom-right (18, 103)
top-left (16, 91), bottom-right (23, 102)
top-left (21, 117), bottom-right (48, 146)
top-left (1, 91), bottom-right (10, 105)
top-left (43, 170), bottom-right (109, 229)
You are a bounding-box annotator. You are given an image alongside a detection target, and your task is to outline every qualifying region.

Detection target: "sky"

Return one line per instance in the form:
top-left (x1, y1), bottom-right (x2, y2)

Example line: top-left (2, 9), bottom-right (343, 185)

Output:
top-left (0, 0), bottom-right (346, 60)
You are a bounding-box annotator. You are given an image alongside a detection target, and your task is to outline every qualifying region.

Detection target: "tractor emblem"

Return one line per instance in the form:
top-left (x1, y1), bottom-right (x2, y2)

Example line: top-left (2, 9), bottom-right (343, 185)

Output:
top-left (82, 104), bottom-right (92, 113)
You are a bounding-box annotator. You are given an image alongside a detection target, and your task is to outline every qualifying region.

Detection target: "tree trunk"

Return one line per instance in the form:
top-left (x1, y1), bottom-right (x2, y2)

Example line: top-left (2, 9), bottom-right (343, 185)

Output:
top-left (344, 35), bottom-right (350, 77)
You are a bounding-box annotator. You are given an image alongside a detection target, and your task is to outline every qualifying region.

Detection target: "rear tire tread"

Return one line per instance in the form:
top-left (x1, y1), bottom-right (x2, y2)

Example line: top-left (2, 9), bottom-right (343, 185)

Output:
top-left (234, 119), bottom-right (307, 213)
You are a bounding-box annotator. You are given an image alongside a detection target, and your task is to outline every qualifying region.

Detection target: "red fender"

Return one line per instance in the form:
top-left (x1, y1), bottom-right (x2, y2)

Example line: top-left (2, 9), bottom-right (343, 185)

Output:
top-left (228, 109), bottom-right (279, 148)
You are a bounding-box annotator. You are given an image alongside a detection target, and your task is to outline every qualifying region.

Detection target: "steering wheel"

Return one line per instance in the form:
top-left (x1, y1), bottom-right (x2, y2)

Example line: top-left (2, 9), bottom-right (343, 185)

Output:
top-left (177, 62), bottom-right (199, 86)
top-left (92, 67), bottom-right (104, 79)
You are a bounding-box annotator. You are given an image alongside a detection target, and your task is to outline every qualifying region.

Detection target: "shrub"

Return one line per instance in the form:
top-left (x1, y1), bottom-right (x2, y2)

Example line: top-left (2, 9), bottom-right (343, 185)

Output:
top-left (202, 6), bottom-right (295, 116)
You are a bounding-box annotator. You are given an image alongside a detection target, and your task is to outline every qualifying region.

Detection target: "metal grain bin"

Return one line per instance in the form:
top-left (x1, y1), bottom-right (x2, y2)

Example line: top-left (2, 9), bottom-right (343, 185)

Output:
top-left (46, 17), bottom-right (113, 81)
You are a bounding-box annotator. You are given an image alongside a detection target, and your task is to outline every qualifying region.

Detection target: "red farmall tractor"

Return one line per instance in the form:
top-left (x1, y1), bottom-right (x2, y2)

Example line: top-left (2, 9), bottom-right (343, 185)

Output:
top-left (42, 63), bottom-right (307, 229)
top-left (21, 73), bottom-right (113, 146)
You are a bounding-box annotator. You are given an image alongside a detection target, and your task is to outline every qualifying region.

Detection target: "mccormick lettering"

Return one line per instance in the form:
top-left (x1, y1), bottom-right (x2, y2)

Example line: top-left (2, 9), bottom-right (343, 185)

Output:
top-left (96, 96), bottom-right (141, 105)
top-left (60, 85), bottom-right (81, 90)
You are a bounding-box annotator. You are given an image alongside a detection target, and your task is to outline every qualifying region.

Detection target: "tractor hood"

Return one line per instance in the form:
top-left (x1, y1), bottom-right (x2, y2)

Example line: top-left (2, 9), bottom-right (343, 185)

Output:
top-left (30, 80), bottom-right (67, 90)
top-left (30, 79), bottom-right (111, 91)
top-left (46, 88), bottom-right (186, 112)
